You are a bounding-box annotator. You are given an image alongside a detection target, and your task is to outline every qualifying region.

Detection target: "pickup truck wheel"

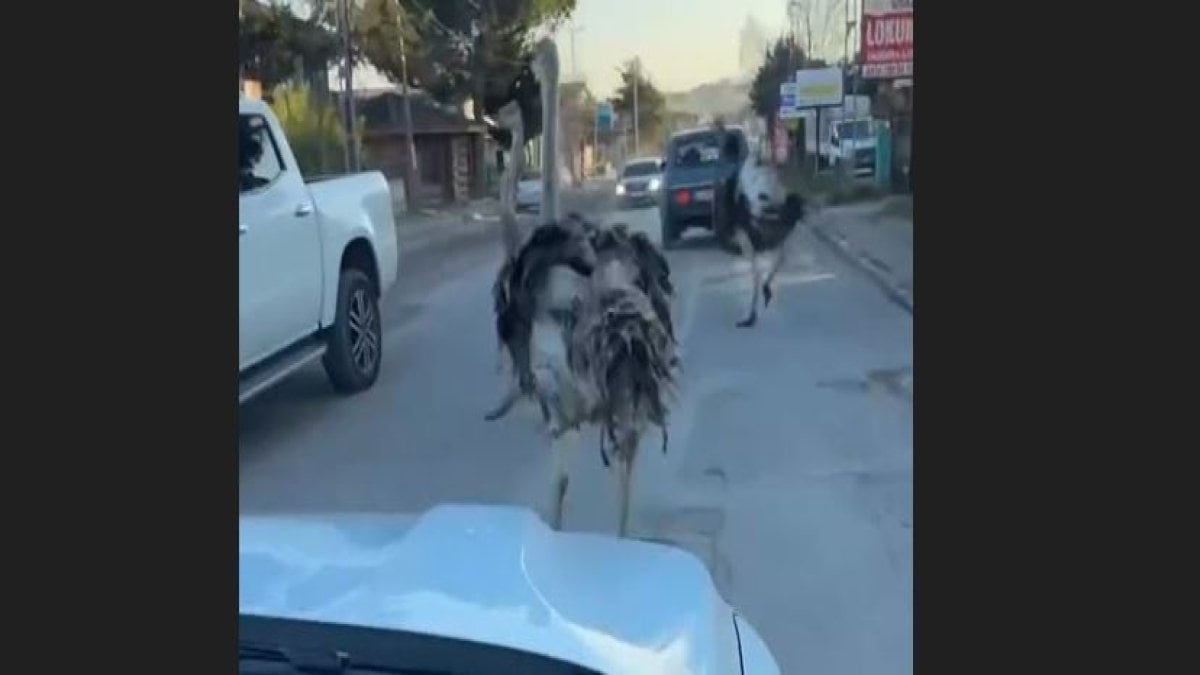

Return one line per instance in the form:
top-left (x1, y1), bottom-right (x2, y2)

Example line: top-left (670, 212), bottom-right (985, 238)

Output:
top-left (323, 268), bottom-right (382, 394)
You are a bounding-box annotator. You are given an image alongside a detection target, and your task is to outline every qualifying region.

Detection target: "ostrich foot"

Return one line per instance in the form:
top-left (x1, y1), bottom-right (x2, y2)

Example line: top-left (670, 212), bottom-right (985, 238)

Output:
top-left (736, 312), bottom-right (758, 329)
top-left (484, 388), bottom-right (519, 421)
top-left (763, 283), bottom-right (774, 307)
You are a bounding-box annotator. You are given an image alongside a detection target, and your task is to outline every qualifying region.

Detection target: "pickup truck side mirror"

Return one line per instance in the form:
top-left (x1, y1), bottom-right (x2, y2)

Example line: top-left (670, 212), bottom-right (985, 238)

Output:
top-left (830, 135), bottom-right (839, 146)
top-left (659, 159), bottom-right (667, 171)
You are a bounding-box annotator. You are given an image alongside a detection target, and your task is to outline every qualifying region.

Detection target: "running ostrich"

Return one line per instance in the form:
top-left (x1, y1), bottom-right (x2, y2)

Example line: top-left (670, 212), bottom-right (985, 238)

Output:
top-left (712, 122), bottom-right (808, 328)
top-left (485, 38), bottom-right (677, 536)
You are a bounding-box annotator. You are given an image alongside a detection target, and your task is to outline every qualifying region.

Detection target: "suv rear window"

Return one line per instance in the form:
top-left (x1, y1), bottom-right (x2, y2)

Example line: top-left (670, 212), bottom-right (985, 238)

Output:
top-left (669, 130), bottom-right (745, 168)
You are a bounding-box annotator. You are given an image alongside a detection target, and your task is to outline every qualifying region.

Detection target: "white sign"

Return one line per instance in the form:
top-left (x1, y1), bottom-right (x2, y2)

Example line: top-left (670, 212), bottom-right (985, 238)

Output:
top-left (778, 82), bottom-right (802, 119)
top-left (864, 0), bottom-right (912, 13)
top-left (794, 67), bottom-right (844, 108)
top-left (863, 62), bottom-right (913, 79)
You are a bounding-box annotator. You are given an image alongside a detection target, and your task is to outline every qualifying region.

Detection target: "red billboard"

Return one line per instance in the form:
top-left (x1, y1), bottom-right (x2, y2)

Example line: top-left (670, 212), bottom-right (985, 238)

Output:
top-left (862, 0), bottom-right (913, 79)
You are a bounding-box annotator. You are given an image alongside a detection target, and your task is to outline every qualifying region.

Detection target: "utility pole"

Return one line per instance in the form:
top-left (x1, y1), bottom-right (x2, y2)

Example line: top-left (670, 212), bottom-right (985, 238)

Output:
top-left (339, 0), bottom-right (358, 172)
top-left (844, 0), bottom-right (858, 177)
top-left (398, 2), bottom-right (419, 207)
top-left (632, 57), bottom-right (640, 157)
top-left (566, 20), bottom-right (584, 79)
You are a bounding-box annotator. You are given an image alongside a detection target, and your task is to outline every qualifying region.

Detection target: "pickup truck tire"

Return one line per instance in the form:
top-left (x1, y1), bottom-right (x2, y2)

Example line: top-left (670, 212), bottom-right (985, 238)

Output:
top-left (322, 268), bottom-right (382, 394)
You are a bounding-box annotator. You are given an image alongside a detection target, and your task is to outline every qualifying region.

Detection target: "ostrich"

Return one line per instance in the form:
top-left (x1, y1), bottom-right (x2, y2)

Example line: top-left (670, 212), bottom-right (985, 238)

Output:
top-left (485, 38), bottom-right (677, 536)
top-left (713, 122), bottom-right (808, 328)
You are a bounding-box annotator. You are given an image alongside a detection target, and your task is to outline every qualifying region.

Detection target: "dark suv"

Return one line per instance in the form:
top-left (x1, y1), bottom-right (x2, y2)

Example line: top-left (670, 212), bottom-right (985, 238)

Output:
top-left (659, 126), bottom-right (748, 249)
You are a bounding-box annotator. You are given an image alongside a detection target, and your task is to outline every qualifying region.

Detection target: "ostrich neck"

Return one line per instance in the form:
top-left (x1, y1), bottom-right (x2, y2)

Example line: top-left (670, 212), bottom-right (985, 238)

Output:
top-left (500, 122), bottom-right (526, 258)
top-left (540, 61), bottom-right (560, 225)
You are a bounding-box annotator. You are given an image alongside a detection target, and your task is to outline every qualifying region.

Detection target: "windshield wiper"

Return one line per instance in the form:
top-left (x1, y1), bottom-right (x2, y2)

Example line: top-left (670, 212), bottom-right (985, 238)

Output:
top-left (240, 642), bottom-right (348, 673)
top-left (240, 642), bottom-right (448, 675)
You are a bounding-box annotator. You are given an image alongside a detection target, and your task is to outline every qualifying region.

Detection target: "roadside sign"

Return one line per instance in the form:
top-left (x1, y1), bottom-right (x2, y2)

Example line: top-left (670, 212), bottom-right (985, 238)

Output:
top-left (778, 82), bottom-right (802, 119)
top-left (596, 101), bottom-right (613, 132)
top-left (862, 0), bottom-right (913, 80)
top-left (794, 67), bottom-right (843, 108)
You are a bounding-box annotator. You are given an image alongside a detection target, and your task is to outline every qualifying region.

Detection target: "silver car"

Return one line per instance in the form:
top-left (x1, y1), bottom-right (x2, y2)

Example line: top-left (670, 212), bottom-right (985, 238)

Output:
top-left (615, 157), bottom-right (665, 209)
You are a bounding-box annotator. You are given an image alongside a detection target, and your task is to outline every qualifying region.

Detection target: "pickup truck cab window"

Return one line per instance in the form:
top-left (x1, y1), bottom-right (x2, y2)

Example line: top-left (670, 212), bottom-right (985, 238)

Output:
top-left (239, 114), bottom-right (285, 193)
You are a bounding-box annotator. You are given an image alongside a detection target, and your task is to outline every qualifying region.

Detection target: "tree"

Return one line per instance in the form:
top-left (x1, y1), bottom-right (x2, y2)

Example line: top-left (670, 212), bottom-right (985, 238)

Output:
top-left (748, 37), bottom-right (807, 149)
top-left (356, 0), bottom-right (422, 88)
top-left (239, 1), bottom-right (341, 91)
top-left (612, 59), bottom-right (666, 155)
top-left (349, 0), bottom-right (576, 121)
top-left (270, 84), bottom-right (365, 175)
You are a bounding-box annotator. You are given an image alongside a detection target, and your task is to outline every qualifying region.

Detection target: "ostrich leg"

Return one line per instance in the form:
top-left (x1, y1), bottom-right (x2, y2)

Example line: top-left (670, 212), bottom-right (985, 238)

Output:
top-left (762, 243), bottom-right (787, 308)
top-left (548, 428), bottom-right (577, 530)
top-left (734, 229), bottom-right (761, 328)
top-left (484, 385), bottom-right (520, 420)
top-left (617, 443), bottom-right (636, 537)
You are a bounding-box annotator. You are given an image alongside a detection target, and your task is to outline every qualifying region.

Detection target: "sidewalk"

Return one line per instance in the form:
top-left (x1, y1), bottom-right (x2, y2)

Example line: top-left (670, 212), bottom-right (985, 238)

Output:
top-left (394, 197), bottom-right (503, 254)
top-left (811, 196), bottom-right (913, 312)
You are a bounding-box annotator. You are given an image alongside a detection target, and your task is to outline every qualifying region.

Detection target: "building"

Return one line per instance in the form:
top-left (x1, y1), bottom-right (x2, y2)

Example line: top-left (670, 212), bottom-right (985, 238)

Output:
top-left (341, 88), bottom-right (488, 207)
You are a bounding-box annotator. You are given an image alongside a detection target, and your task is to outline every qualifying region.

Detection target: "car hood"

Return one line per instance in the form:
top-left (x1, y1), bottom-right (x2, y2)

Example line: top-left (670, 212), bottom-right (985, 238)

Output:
top-left (239, 504), bottom-right (747, 675)
top-left (620, 174), bottom-right (662, 186)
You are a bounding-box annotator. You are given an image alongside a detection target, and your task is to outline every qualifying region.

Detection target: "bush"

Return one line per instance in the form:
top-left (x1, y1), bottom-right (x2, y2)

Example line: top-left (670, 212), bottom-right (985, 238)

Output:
top-left (777, 162), bottom-right (883, 206)
top-left (269, 84), bottom-right (365, 176)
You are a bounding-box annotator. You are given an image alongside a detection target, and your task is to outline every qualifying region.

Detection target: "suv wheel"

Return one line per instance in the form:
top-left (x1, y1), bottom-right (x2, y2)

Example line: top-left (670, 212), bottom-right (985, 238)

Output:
top-left (661, 216), bottom-right (681, 249)
top-left (323, 268), bottom-right (382, 394)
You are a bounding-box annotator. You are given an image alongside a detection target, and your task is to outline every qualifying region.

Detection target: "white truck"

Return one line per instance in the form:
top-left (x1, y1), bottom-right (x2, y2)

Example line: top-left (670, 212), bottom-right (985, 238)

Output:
top-left (800, 95), bottom-right (878, 175)
top-left (239, 97), bottom-right (398, 403)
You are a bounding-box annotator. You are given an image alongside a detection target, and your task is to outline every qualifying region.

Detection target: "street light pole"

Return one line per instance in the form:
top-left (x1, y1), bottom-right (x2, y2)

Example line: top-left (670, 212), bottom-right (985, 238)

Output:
top-left (340, 0), bottom-right (358, 172)
top-left (567, 20), bottom-right (584, 79)
top-left (398, 4), bottom-right (419, 206)
top-left (632, 57), bottom-right (640, 156)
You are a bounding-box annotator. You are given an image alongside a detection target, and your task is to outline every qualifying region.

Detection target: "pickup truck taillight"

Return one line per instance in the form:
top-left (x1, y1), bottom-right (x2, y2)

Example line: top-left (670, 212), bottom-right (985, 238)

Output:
top-left (673, 190), bottom-right (691, 206)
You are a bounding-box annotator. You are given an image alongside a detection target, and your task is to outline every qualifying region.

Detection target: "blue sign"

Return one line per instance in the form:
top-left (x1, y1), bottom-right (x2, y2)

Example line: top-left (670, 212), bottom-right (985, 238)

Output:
top-left (596, 101), bottom-right (613, 132)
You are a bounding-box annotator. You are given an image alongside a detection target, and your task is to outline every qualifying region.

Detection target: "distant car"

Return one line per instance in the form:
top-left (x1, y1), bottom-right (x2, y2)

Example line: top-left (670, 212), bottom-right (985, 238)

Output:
top-left (515, 164), bottom-right (574, 213)
top-left (516, 171), bottom-right (542, 213)
top-left (659, 125), bottom-right (748, 249)
top-left (614, 157), bottom-right (664, 209)
top-left (240, 504), bottom-right (782, 674)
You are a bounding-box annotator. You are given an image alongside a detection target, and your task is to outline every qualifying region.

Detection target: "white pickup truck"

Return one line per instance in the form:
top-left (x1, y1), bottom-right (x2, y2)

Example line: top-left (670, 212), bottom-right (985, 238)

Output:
top-left (239, 97), bottom-right (398, 403)
top-left (821, 118), bottom-right (878, 176)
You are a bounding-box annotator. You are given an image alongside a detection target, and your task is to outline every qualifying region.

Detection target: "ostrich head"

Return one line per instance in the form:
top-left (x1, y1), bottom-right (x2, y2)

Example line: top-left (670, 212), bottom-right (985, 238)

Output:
top-left (529, 37), bottom-right (561, 225)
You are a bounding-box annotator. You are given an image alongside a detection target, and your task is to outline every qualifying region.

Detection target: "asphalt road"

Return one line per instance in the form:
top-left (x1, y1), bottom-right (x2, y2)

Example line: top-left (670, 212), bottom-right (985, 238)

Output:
top-left (239, 192), bottom-right (913, 675)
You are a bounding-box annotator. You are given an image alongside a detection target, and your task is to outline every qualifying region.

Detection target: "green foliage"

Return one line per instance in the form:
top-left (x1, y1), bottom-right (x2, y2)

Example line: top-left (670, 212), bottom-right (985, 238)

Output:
top-left (240, 0), bottom-right (340, 89)
top-left (612, 60), bottom-right (666, 154)
top-left (245, 0), bottom-right (579, 127)
top-left (748, 37), bottom-right (804, 127)
top-left (355, 0), bottom-right (576, 118)
top-left (270, 84), bottom-right (364, 176)
top-left (748, 37), bottom-right (832, 148)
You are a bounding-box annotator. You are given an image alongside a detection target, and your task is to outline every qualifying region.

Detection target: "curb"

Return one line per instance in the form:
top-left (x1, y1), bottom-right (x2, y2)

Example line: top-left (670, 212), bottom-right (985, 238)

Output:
top-left (811, 223), bottom-right (913, 315)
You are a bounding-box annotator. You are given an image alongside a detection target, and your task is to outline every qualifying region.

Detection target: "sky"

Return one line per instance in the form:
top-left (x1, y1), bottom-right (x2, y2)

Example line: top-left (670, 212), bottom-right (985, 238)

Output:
top-left (549, 0), bottom-right (791, 97)
top-left (294, 0), bottom-right (851, 98)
